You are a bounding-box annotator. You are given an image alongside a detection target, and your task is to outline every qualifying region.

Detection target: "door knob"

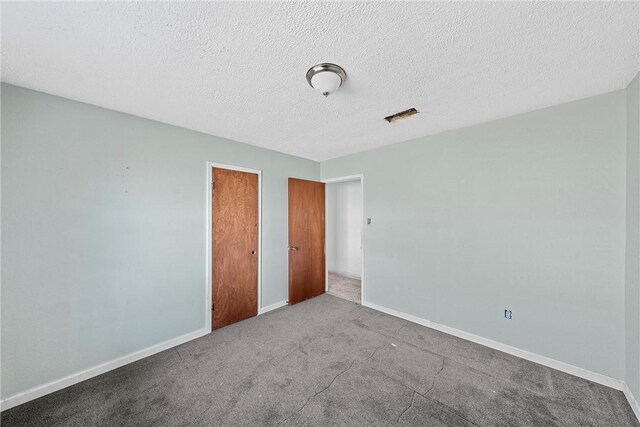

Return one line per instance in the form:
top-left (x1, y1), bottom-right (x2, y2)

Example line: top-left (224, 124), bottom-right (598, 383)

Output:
top-left (288, 245), bottom-right (298, 252)
top-left (251, 250), bottom-right (256, 255)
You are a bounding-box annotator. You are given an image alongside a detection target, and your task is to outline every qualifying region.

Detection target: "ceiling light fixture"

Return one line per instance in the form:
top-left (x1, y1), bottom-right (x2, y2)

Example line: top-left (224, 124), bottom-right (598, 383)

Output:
top-left (306, 63), bottom-right (347, 97)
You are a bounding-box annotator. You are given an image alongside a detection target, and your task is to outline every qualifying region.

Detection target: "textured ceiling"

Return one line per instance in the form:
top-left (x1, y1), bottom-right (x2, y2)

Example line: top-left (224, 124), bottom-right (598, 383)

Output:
top-left (2, 2), bottom-right (638, 161)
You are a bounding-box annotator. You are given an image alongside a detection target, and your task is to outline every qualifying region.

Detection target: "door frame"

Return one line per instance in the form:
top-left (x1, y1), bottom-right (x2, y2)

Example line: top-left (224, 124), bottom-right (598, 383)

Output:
top-left (205, 161), bottom-right (262, 331)
top-left (322, 174), bottom-right (365, 305)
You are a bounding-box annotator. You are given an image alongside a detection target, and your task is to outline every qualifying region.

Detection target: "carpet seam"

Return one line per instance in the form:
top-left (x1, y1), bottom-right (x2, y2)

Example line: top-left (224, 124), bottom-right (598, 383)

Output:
top-left (277, 343), bottom-right (386, 426)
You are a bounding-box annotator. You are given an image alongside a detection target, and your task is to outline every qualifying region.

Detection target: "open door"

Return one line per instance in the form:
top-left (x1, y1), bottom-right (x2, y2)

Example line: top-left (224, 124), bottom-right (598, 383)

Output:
top-left (288, 178), bottom-right (325, 305)
top-left (212, 167), bottom-right (259, 329)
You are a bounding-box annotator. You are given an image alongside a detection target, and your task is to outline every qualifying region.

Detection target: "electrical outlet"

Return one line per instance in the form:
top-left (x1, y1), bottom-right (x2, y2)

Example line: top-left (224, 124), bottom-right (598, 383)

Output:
top-left (504, 309), bottom-right (512, 320)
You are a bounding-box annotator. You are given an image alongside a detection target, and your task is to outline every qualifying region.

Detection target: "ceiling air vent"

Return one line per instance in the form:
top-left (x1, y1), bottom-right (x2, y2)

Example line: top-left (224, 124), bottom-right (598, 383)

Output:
top-left (384, 108), bottom-right (419, 123)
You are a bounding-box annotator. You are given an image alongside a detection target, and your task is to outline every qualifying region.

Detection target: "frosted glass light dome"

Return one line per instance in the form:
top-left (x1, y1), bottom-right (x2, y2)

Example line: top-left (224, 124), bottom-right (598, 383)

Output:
top-left (310, 71), bottom-right (342, 96)
top-left (306, 63), bottom-right (347, 97)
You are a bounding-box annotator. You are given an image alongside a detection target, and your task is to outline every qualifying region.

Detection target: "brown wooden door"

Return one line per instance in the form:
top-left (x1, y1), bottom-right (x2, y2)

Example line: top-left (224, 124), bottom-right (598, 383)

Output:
top-left (288, 178), bottom-right (325, 305)
top-left (212, 168), bottom-right (259, 329)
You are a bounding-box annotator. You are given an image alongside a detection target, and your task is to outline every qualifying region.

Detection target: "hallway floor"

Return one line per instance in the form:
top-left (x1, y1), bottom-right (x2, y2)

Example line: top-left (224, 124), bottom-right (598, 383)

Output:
top-left (327, 272), bottom-right (361, 304)
top-left (2, 294), bottom-right (637, 426)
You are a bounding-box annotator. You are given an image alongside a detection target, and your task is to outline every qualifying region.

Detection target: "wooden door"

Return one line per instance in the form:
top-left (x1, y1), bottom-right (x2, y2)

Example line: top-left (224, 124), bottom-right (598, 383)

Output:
top-left (212, 168), bottom-right (259, 329)
top-left (288, 178), bottom-right (325, 305)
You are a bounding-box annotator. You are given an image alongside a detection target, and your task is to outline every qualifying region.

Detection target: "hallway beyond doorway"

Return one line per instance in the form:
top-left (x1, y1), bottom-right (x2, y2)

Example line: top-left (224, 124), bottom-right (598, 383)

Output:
top-left (327, 272), bottom-right (360, 304)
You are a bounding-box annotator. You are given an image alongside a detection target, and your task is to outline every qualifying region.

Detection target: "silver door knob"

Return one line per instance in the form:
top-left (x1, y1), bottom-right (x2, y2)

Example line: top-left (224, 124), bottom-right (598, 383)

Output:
top-left (288, 245), bottom-right (298, 252)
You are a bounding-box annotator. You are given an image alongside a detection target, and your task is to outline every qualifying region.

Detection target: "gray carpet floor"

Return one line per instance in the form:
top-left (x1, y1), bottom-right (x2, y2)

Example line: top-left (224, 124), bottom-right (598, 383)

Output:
top-left (327, 272), bottom-right (361, 304)
top-left (2, 294), bottom-right (638, 426)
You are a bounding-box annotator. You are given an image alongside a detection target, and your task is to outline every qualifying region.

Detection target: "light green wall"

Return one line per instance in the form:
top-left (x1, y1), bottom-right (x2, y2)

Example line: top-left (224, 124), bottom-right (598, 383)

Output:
top-left (322, 90), bottom-right (627, 379)
top-left (2, 80), bottom-right (636, 403)
top-left (626, 72), bottom-right (640, 398)
top-left (0, 84), bottom-right (319, 399)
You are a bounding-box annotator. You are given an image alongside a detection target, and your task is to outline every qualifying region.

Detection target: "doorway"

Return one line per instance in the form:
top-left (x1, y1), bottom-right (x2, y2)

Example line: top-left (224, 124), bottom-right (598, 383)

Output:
top-left (207, 163), bottom-right (262, 330)
top-left (325, 176), bottom-right (363, 304)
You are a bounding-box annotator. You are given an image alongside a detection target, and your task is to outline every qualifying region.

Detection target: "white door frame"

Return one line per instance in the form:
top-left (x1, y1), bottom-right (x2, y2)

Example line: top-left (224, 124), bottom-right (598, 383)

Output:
top-left (323, 174), bottom-right (365, 305)
top-left (205, 161), bottom-right (262, 331)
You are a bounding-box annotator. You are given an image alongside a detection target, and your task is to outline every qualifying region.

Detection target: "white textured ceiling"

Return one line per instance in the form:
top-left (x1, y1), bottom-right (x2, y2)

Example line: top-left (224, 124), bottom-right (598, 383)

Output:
top-left (2, 2), bottom-right (638, 161)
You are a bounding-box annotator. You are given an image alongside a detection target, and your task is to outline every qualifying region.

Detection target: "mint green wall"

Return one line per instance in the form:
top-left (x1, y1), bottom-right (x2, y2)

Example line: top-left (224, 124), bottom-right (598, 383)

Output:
top-left (2, 81), bottom-right (636, 403)
top-left (0, 84), bottom-right (319, 399)
top-left (626, 73), bottom-right (640, 398)
top-left (322, 90), bottom-right (627, 379)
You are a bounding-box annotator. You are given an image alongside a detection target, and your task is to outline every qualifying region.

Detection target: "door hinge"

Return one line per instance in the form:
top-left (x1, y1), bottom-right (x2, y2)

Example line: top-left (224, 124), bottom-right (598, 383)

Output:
top-left (212, 181), bottom-right (215, 190)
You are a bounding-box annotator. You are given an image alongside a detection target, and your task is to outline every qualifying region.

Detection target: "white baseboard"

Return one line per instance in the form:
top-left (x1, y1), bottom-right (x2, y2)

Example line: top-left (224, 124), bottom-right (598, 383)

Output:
top-left (623, 383), bottom-right (640, 422)
top-left (362, 301), bottom-right (640, 421)
top-left (259, 300), bottom-right (288, 315)
top-left (363, 300), bottom-right (640, 422)
top-left (0, 327), bottom-right (210, 412)
top-left (3, 302), bottom-right (638, 423)
top-left (329, 269), bottom-right (361, 280)
top-left (362, 301), bottom-right (624, 390)
top-left (1, 301), bottom-right (288, 412)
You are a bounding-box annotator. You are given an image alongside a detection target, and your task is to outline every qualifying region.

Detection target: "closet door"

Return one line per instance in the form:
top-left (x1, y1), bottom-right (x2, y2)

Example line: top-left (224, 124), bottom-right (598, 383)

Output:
top-left (212, 167), bottom-right (259, 329)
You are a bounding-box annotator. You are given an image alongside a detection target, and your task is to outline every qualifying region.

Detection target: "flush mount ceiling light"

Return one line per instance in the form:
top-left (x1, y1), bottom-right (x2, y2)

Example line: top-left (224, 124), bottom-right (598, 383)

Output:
top-left (306, 63), bottom-right (347, 97)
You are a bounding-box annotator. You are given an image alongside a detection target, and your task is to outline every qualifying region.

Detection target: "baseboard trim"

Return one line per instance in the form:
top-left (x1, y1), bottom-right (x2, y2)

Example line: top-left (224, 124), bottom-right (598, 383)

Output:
top-left (362, 301), bottom-right (624, 390)
top-left (329, 269), bottom-right (361, 280)
top-left (362, 300), bottom-right (640, 422)
top-left (623, 383), bottom-right (640, 422)
top-left (0, 327), bottom-right (210, 412)
top-left (3, 304), bottom-right (637, 423)
top-left (259, 300), bottom-right (288, 315)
